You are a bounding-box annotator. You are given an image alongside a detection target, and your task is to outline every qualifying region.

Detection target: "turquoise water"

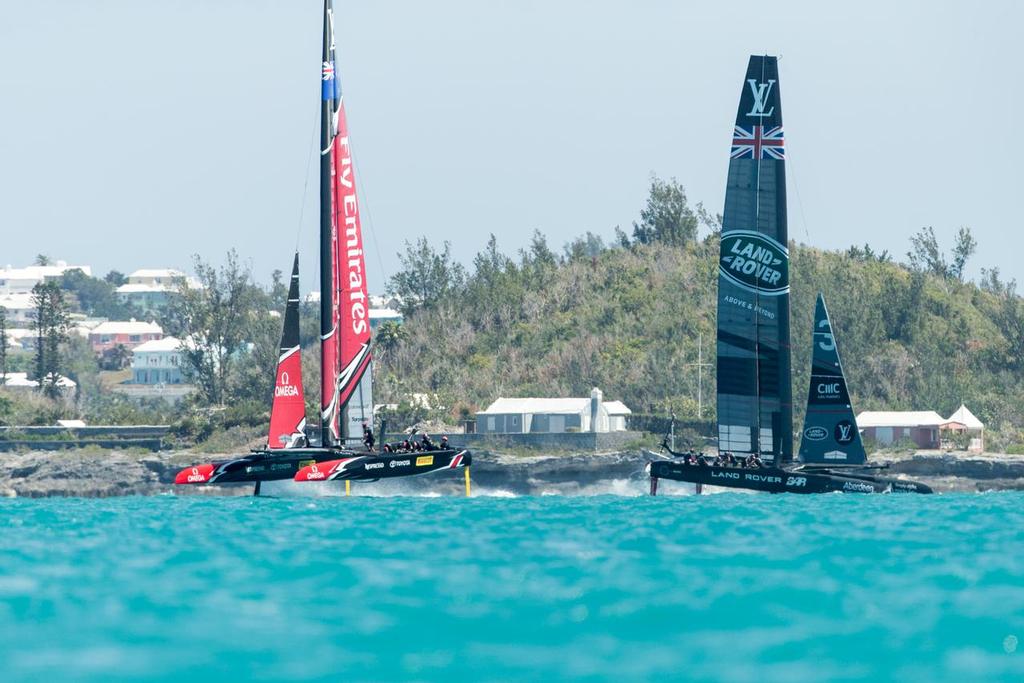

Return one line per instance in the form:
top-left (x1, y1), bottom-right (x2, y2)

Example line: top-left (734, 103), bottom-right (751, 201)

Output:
top-left (2, 493), bottom-right (1024, 682)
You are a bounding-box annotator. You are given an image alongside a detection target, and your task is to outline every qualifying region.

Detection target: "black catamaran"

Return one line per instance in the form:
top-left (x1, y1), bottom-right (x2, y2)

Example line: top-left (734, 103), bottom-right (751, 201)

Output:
top-left (175, 0), bottom-right (471, 495)
top-left (648, 55), bottom-right (930, 495)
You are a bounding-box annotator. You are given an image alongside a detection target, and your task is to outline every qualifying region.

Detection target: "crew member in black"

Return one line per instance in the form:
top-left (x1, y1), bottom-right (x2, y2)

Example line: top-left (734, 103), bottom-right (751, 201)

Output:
top-left (362, 422), bottom-right (375, 452)
top-left (440, 435), bottom-right (450, 450)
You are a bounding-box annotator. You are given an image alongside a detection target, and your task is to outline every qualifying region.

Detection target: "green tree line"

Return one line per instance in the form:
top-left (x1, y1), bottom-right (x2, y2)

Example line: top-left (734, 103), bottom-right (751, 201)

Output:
top-left (377, 176), bottom-right (1024, 449)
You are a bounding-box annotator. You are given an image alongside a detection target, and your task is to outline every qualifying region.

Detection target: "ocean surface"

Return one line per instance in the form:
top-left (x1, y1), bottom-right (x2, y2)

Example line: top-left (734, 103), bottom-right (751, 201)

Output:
top-left (2, 489), bottom-right (1024, 682)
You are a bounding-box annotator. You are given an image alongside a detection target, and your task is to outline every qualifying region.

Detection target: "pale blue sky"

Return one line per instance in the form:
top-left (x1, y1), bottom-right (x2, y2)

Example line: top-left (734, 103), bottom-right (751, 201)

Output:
top-left (0, 1), bottom-right (1019, 289)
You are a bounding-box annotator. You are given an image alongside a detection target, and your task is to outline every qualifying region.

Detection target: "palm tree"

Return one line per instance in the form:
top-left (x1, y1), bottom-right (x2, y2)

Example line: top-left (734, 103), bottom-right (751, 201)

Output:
top-left (374, 321), bottom-right (404, 357)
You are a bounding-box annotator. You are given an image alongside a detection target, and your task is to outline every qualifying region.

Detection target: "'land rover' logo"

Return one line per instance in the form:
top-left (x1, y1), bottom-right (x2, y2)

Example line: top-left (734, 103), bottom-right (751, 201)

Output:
top-left (719, 230), bottom-right (789, 295)
top-left (803, 426), bottom-right (828, 441)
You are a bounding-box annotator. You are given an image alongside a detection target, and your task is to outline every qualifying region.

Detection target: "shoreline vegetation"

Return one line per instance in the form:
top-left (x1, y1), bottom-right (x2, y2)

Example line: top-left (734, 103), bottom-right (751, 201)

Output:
top-left (3, 177), bottom-right (1024, 458)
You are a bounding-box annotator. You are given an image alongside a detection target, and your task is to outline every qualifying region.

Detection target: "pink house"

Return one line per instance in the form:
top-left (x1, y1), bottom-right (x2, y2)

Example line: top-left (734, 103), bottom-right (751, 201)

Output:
top-left (88, 320), bottom-right (164, 354)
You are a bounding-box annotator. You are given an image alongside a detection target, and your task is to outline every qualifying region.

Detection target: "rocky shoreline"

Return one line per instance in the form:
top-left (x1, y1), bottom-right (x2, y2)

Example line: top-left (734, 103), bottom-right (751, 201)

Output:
top-left (1, 449), bottom-right (1023, 498)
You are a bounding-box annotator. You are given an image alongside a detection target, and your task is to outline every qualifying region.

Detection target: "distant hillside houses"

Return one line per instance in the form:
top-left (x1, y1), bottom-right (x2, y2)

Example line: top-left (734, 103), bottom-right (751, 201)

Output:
top-left (476, 388), bottom-right (632, 434)
top-left (0, 261), bottom-right (91, 295)
top-left (116, 269), bottom-right (198, 311)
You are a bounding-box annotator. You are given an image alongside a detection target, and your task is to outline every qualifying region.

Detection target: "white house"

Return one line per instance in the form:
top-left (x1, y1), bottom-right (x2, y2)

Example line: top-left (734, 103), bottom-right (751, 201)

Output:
top-left (131, 336), bottom-right (184, 385)
top-left (0, 261), bottom-right (92, 295)
top-left (0, 292), bottom-right (37, 325)
top-left (0, 372), bottom-right (76, 391)
top-left (5, 328), bottom-right (35, 351)
top-left (476, 388), bottom-right (632, 434)
top-left (116, 269), bottom-right (197, 311)
top-left (369, 307), bottom-right (403, 330)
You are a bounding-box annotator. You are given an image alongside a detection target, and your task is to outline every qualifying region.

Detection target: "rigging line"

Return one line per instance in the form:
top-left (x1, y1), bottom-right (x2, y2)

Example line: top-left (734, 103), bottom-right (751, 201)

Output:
top-left (296, 96), bottom-right (321, 254)
top-left (786, 147), bottom-right (813, 243)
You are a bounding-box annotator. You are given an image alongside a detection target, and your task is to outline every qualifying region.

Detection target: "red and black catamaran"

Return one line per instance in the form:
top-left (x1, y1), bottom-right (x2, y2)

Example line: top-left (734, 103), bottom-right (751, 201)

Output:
top-left (174, 0), bottom-right (470, 495)
top-left (647, 56), bottom-right (929, 495)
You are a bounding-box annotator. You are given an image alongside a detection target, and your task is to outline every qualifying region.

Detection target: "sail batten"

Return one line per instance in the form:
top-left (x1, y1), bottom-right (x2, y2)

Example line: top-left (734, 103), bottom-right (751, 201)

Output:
top-left (716, 55), bottom-right (793, 464)
top-left (798, 294), bottom-right (867, 464)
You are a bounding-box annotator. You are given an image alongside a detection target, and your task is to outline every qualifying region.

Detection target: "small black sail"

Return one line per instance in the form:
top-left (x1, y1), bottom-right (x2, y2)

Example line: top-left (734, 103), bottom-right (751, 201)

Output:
top-left (798, 293), bottom-right (867, 465)
top-left (716, 55), bottom-right (793, 464)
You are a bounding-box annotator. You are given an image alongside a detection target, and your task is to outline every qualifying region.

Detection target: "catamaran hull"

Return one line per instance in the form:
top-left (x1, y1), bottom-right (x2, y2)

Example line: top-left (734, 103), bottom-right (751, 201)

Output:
top-left (294, 450), bottom-right (471, 482)
top-left (174, 448), bottom-right (356, 486)
top-left (648, 461), bottom-right (932, 494)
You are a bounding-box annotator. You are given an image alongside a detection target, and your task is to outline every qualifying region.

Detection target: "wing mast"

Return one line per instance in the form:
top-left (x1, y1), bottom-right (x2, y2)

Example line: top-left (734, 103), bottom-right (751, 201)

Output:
top-left (319, 0), bottom-right (373, 448)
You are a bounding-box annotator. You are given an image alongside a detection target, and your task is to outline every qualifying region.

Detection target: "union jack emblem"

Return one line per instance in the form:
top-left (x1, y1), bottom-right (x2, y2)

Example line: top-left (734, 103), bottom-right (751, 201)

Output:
top-left (731, 125), bottom-right (785, 160)
top-left (322, 60), bottom-right (335, 81)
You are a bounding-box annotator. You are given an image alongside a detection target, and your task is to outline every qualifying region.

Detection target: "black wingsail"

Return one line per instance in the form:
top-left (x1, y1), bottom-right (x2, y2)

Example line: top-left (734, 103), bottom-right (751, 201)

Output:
top-left (798, 294), bottom-right (867, 465)
top-left (716, 55), bottom-right (793, 465)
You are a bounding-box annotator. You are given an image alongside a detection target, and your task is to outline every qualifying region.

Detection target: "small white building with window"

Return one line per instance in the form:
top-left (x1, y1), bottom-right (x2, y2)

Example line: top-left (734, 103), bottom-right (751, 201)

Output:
top-left (130, 336), bottom-right (184, 385)
top-left (476, 388), bottom-right (632, 434)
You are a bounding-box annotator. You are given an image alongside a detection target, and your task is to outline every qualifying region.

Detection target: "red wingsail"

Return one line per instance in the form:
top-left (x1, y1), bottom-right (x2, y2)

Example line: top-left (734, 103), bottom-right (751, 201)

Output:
top-left (332, 104), bottom-right (372, 415)
top-left (268, 254), bottom-right (307, 449)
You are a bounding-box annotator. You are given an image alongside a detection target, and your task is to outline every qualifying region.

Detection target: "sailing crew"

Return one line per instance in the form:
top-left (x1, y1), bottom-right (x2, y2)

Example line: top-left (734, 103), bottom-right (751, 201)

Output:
top-left (421, 434), bottom-right (436, 451)
top-left (362, 422), bottom-right (375, 451)
top-left (440, 435), bottom-right (450, 450)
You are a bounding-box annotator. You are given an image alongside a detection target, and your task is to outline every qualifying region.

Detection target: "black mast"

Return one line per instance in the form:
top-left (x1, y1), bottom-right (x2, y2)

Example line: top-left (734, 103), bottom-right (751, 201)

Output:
top-left (319, 0), bottom-right (335, 447)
